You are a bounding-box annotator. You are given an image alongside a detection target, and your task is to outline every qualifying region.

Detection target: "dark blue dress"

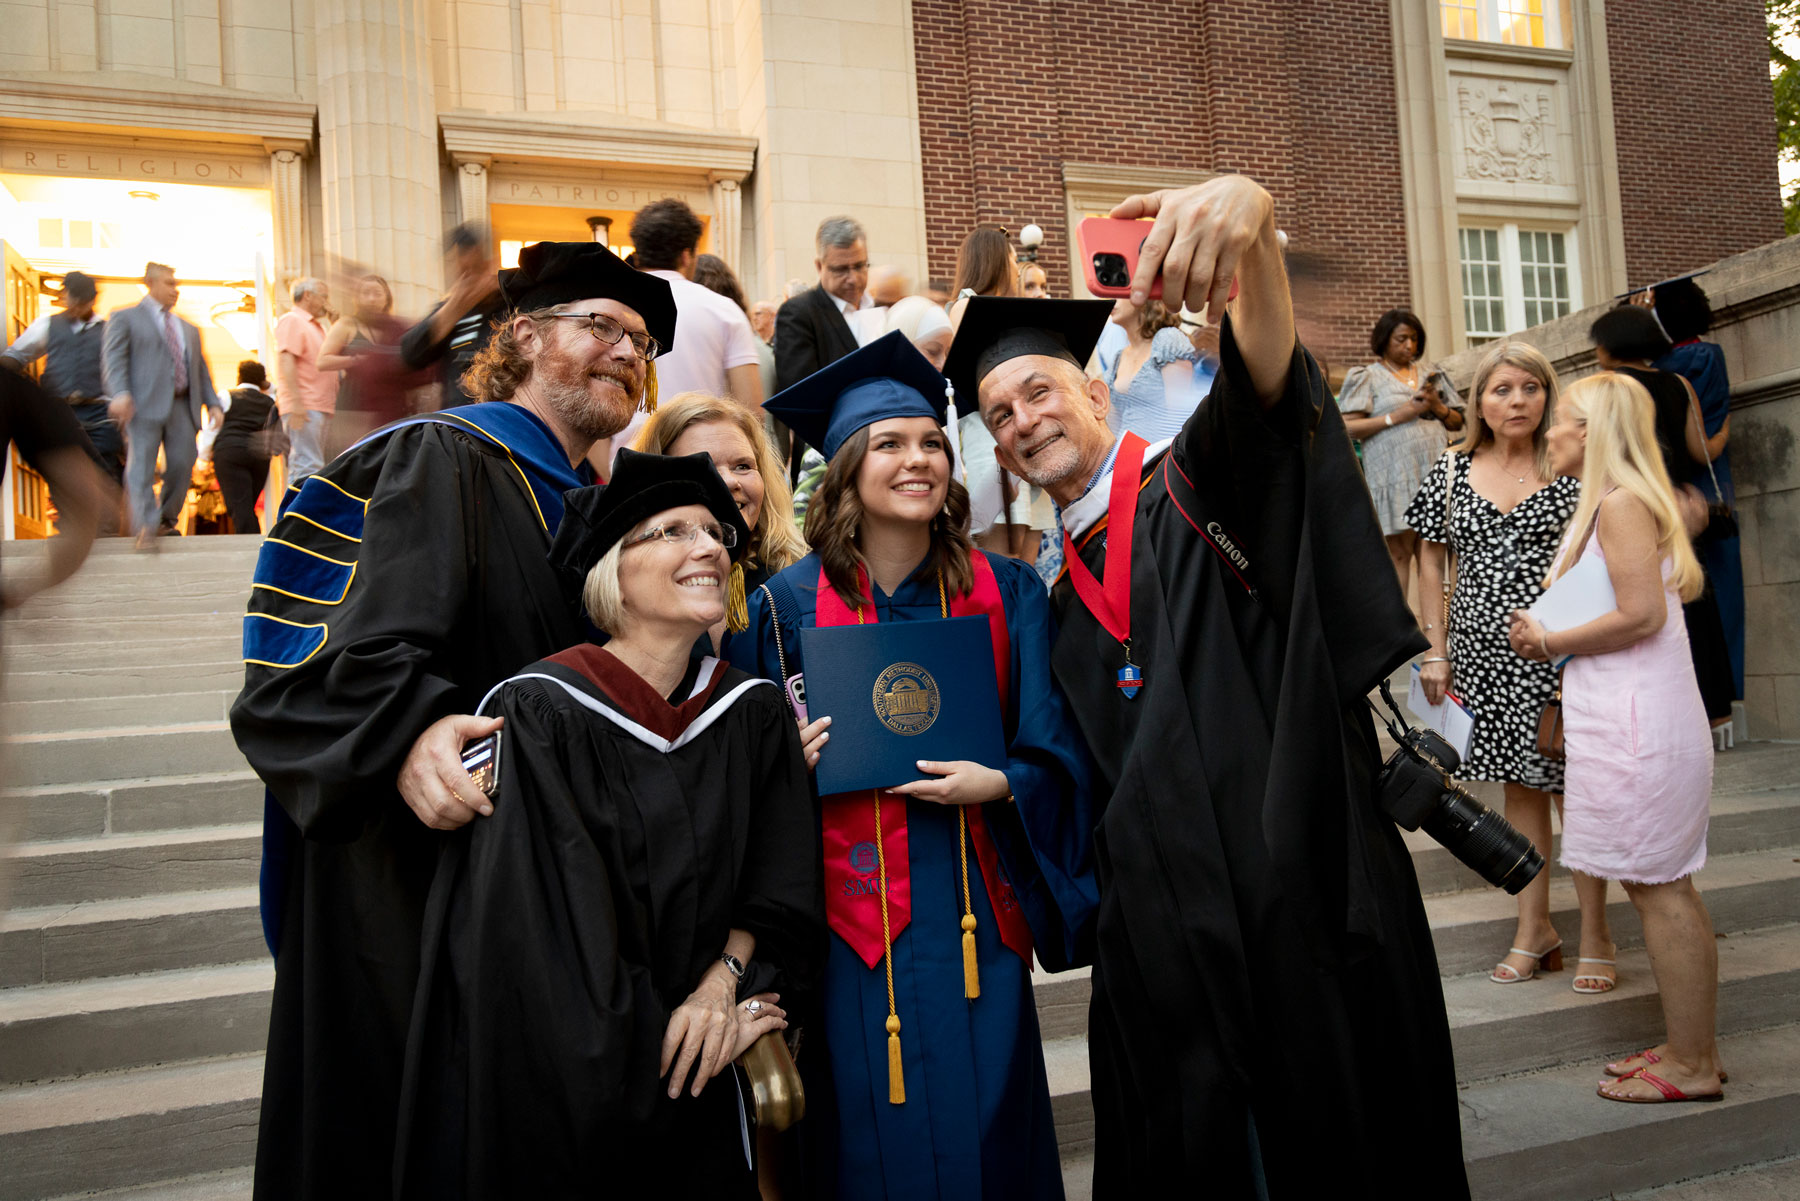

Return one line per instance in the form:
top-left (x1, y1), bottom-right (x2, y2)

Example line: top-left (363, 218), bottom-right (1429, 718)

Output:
top-left (730, 549), bottom-right (1097, 1201)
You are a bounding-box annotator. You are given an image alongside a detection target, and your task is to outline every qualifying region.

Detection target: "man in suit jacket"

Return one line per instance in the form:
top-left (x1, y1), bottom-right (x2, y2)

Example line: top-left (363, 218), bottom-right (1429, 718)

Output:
top-left (103, 262), bottom-right (223, 549)
top-left (773, 215), bottom-right (872, 399)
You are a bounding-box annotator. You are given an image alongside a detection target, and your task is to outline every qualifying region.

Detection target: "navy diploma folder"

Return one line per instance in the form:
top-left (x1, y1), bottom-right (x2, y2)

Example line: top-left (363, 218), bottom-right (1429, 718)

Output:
top-left (801, 616), bottom-right (1008, 795)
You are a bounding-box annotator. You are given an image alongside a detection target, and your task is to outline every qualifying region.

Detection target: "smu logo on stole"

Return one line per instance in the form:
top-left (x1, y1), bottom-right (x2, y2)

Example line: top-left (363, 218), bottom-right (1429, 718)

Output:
top-left (844, 840), bottom-right (885, 896)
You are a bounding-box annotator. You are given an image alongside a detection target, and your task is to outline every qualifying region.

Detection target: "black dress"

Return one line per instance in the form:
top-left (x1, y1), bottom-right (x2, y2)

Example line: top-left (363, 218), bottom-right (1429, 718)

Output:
top-left (395, 645), bottom-right (825, 1200)
top-left (212, 384), bottom-right (277, 534)
top-left (1616, 366), bottom-right (1735, 721)
top-left (1051, 323), bottom-right (1467, 1198)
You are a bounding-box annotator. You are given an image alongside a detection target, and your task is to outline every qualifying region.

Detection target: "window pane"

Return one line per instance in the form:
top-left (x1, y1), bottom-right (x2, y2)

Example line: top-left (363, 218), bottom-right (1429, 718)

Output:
top-left (37, 218), bottom-right (62, 249)
top-left (68, 220), bottom-right (93, 249)
top-left (1517, 231), bottom-right (1572, 326)
top-left (1498, 0), bottom-right (1547, 47)
top-left (1441, 0), bottom-right (1479, 40)
top-left (1459, 227), bottom-right (1508, 340)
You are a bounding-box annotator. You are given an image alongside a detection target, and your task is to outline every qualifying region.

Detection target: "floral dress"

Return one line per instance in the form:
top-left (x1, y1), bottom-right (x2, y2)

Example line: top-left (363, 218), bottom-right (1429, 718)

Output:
top-left (1405, 453), bottom-right (1578, 789)
top-left (1338, 362), bottom-right (1463, 536)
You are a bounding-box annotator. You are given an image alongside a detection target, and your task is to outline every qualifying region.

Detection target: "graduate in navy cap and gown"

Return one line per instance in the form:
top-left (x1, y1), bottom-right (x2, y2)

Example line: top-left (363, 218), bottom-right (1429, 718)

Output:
top-left (395, 450), bottom-right (825, 1200)
top-left (231, 242), bottom-right (678, 1199)
top-left (729, 331), bottom-right (1099, 1201)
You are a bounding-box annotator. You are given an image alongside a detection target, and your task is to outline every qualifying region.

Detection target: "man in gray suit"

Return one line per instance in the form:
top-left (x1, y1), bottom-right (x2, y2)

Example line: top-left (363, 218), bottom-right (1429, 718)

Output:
top-left (103, 262), bottom-right (222, 550)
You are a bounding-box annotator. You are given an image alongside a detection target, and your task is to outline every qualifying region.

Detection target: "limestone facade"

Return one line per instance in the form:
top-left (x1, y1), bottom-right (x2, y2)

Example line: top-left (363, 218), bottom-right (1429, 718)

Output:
top-left (0, 0), bottom-right (928, 321)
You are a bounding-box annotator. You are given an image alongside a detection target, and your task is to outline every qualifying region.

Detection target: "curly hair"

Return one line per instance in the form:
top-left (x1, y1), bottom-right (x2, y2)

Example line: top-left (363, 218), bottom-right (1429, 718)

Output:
top-left (804, 424), bottom-right (974, 611)
top-left (460, 307), bottom-right (658, 413)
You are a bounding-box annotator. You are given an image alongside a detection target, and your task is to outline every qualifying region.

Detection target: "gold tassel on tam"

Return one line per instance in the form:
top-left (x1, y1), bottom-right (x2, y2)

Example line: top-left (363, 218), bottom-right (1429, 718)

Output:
top-left (726, 562), bottom-right (749, 633)
top-left (639, 362), bottom-right (659, 415)
top-left (886, 1014), bottom-right (905, 1104)
top-left (958, 808), bottom-right (979, 998)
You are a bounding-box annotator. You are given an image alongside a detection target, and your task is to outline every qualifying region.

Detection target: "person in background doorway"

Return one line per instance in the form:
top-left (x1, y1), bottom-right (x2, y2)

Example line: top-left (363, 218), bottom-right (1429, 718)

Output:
top-left (1, 270), bottom-right (124, 532)
top-left (750, 299), bottom-right (778, 346)
top-left (274, 279), bottom-right (339, 487)
top-left (1019, 261), bottom-right (1049, 299)
top-left (211, 359), bottom-right (280, 536)
top-left (318, 273), bottom-right (425, 446)
top-left (102, 262), bottom-right (223, 550)
top-left (1337, 309), bottom-right (1464, 602)
top-left (402, 223), bottom-right (505, 406)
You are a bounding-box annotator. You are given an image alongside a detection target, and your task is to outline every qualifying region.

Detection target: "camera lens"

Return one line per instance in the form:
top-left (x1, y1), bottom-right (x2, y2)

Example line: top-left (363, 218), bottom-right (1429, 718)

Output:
top-left (1094, 253), bottom-right (1128, 289)
top-left (1420, 784), bottom-right (1546, 895)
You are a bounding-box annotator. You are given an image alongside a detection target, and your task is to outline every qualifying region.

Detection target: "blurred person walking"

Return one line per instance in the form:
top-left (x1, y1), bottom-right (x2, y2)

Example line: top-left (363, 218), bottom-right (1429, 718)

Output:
top-left (1590, 306), bottom-right (1734, 730)
top-left (1509, 372), bottom-right (1722, 1102)
top-left (2, 270), bottom-right (124, 529)
top-left (102, 262), bottom-right (223, 550)
top-left (274, 279), bottom-right (338, 486)
top-left (1338, 310), bottom-right (1464, 599)
top-left (211, 360), bottom-right (281, 536)
top-left (402, 223), bottom-right (505, 406)
top-left (317, 274), bottom-right (425, 446)
top-left (1407, 344), bottom-right (1594, 989)
top-left (631, 391), bottom-right (806, 657)
top-left (1648, 277), bottom-right (1744, 701)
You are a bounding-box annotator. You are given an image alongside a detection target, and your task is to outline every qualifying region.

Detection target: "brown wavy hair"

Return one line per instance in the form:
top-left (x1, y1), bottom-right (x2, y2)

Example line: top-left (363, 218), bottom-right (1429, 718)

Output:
top-left (461, 307), bottom-right (656, 412)
top-left (804, 424), bottom-right (975, 610)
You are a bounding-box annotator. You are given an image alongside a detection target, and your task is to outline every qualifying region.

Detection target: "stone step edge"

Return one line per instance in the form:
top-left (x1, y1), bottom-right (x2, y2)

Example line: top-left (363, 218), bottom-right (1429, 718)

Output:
top-left (0, 823), bottom-right (262, 861)
top-left (3, 769), bottom-right (259, 800)
top-left (0, 1053), bottom-right (264, 1137)
top-left (0, 960), bottom-right (272, 1024)
top-left (4, 721), bottom-right (231, 746)
top-left (0, 886), bottom-right (261, 935)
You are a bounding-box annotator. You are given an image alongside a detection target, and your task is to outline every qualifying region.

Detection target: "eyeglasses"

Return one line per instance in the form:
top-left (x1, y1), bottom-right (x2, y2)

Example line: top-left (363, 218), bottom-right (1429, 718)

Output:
top-left (822, 261), bottom-right (869, 278)
top-left (542, 312), bottom-right (661, 361)
top-left (623, 520), bottom-right (738, 551)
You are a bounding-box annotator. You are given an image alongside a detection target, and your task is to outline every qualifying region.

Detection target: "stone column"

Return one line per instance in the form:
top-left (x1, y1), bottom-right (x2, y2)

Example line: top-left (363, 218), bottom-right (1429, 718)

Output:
top-left (709, 174), bottom-right (744, 275)
top-left (264, 141), bottom-right (308, 292)
top-left (313, 0), bottom-right (443, 315)
top-left (453, 156), bottom-right (490, 230)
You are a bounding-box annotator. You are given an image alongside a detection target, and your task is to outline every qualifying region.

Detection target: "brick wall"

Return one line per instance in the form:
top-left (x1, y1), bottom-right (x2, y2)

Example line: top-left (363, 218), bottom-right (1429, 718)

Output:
top-left (912, 0), bottom-right (1413, 371)
top-left (1605, 0), bottom-right (1784, 284)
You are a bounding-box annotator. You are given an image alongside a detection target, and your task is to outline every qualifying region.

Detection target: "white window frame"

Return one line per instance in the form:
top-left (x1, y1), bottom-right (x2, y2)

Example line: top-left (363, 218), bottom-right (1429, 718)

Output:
top-left (1443, 0), bottom-right (1566, 50)
top-left (1456, 222), bottom-right (1582, 346)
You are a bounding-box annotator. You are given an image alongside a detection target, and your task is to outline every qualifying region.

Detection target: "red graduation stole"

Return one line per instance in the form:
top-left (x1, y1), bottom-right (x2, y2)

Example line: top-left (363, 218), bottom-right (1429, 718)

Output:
top-left (813, 553), bottom-right (1034, 972)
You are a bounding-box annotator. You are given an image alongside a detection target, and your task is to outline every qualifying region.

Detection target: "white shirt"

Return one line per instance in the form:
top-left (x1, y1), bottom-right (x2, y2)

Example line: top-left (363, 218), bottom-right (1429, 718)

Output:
top-left (830, 290), bottom-right (875, 317)
top-left (2, 313), bottom-right (103, 365)
top-left (611, 269), bottom-right (764, 464)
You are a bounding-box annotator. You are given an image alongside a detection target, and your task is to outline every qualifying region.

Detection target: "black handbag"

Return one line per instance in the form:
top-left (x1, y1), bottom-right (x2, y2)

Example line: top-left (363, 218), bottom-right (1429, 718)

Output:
top-left (1688, 392), bottom-right (1737, 544)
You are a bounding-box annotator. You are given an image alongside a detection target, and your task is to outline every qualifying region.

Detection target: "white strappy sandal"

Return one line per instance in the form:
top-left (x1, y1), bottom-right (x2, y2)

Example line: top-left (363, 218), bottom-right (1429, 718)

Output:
top-left (1489, 940), bottom-right (1563, 983)
top-left (1572, 957), bottom-right (1617, 994)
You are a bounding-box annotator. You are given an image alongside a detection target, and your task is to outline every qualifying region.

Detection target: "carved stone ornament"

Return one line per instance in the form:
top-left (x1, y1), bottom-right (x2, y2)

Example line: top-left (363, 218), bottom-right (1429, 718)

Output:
top-left (1456, 82), bottom-right (1554, 184)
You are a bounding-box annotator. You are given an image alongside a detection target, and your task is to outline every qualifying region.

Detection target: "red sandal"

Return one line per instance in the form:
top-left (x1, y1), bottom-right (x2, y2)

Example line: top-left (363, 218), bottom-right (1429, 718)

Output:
top-left (1597, 1067), bottom-right (1723, 1104)
top-left (1605, 1049), bottom-right (1729, 1084)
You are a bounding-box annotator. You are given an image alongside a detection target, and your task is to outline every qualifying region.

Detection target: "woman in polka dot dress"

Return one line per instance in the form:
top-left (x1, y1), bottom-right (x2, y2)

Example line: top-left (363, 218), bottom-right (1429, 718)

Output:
top-left (1407, 343), bottom-right (1604, 990)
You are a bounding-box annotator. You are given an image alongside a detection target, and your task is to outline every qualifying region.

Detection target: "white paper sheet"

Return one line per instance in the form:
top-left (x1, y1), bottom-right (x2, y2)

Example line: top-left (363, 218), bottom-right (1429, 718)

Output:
top-left (1528, 554), bottom-right (1617, 632)
top-left (1406, 664), bottom-right (1476, 762)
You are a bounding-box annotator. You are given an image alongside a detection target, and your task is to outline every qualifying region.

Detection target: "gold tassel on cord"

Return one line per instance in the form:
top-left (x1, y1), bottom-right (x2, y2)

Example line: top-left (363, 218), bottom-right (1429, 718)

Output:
top-left (726, 562), bottom-right (749, 633)
top-left (958, 808), bottom-right (979, 999)
top-left (886, 1014), bottom-right (905, 1104)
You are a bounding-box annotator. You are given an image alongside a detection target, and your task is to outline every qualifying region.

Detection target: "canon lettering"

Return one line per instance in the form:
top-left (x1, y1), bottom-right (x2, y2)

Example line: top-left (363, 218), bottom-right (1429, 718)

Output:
top-left (1205, 521), bottom-right (1249, 570)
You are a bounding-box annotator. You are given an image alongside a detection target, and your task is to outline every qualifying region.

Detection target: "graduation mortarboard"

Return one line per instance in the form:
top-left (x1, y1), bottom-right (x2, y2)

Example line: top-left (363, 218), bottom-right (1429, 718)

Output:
top-left (499, 242), bottom-right (678, 355)
top-left (763, 329), bottom-right (949, 461)
top-left (549, 449), bottom-right (751, 590)
top-left (942, 297), bottom-right (1113, 409)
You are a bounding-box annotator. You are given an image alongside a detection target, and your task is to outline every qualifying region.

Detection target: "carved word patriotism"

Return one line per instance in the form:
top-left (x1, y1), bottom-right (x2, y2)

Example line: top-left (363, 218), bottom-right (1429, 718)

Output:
top-left (493, 176), bottom-right (709, 209)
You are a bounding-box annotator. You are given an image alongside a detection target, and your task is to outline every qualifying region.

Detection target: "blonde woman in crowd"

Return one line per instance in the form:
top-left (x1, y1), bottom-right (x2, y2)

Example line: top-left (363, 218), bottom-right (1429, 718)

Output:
top-left (1406, 343), bottom-right (1605, 989)
top-left (1509, 373), bottom-right (1722, 1104)
top-left (633, 392), bottom-right (807, 657)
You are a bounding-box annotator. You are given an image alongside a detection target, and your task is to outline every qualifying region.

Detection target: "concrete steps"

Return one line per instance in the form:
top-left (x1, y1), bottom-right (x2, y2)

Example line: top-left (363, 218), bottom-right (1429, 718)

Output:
top-left (0, 887), bottom-right (262, 987)
top-left (1, 825), bottom-right (261, 910)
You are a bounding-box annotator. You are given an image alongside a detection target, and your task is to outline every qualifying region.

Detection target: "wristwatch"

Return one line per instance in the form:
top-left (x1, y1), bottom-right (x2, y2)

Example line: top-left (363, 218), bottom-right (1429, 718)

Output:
top-left (719, 953), bottom-right (746, 981)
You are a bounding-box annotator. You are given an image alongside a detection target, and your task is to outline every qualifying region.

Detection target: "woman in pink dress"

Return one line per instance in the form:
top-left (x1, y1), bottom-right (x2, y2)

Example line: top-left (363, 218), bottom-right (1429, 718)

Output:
top-left (1509, 372), bottom-right (1721, 1105)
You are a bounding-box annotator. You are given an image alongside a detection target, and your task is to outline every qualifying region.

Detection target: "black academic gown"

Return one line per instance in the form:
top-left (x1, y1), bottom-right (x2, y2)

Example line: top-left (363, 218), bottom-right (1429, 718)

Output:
top-left (230, 404), bottom-right (592, 1201)
top-left (1050, 323), bottom-right (1467, 1198)
top-left (394, 646), bottom-right (825, 1200)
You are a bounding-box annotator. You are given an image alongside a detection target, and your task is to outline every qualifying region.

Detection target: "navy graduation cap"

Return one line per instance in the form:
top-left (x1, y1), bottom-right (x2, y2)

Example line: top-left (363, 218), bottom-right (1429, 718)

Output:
top-left (763, 330), bottom-right (949, 461)
top-left (942, 296), bottom-right (1113, 409)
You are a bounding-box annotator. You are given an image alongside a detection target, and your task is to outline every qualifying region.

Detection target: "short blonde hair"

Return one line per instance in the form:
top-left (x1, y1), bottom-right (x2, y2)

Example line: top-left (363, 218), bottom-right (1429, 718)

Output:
top-left (630, 392), bottom-right (807, 571)
top-left (580, 538), bottom-right (628, 634)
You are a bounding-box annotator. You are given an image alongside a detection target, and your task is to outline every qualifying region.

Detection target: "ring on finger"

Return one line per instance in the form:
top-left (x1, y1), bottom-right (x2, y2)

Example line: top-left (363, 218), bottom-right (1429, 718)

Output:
top-left (744, 1000), bottom-right (762, 1013)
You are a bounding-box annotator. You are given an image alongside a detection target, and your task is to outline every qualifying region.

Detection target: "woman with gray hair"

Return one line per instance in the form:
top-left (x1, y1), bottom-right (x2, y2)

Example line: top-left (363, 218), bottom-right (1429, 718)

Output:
top-left (396, 449), bottom-right (824, 1199)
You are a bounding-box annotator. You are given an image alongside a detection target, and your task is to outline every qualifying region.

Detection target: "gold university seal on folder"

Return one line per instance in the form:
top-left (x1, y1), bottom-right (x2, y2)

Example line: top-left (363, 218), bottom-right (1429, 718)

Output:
top-left (872, 662), bottom-right (941, 736)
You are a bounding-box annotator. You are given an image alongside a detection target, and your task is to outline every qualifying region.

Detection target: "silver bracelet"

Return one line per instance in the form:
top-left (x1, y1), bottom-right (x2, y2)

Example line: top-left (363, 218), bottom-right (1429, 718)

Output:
top-left (1419, 656), bottom-right (1450, 665)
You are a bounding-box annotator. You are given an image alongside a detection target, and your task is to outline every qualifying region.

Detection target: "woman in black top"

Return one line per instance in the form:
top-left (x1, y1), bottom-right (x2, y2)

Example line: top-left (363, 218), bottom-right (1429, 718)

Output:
top-left (212, 359), bottom-right (280, 535)
top-left (1590, 306), bottom-right (1735, 726)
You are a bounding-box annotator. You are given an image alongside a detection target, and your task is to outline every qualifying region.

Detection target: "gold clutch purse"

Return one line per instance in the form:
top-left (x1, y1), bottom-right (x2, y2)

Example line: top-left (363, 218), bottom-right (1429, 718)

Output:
top-left (736, 1031), bottom-right (805, 1132)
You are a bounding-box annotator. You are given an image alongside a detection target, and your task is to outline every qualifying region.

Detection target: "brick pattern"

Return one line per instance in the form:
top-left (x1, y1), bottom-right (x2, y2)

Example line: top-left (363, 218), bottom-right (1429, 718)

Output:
top-left (1605, 0), bottom-right (1783, 285)
top-left (912, 0), bottom-right (1413, 369)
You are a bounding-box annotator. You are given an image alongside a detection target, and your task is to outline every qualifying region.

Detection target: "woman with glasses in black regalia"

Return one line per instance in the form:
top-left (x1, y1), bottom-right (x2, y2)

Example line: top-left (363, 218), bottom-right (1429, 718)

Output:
top-left (729, 332), bottom-right (1098, 1201)
top-left (394, 451), bottom-right (824, 1199)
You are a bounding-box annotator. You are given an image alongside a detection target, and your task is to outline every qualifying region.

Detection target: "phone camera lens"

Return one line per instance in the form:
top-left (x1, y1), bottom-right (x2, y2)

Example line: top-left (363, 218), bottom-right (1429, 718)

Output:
top-left (1094, 253), bottom-right (1128, 289)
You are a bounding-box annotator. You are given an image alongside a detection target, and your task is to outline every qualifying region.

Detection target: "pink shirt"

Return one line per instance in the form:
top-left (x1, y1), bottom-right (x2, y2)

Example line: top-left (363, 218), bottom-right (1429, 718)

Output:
top-left (275, 310), bottom-right (340, 415)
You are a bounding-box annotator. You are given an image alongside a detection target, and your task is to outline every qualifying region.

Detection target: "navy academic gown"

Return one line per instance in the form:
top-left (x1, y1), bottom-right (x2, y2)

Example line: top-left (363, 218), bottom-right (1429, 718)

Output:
top-left (230, 403), bottom-right (593, 1201)
top-left (731, 550), bottom-right (1098, 1201)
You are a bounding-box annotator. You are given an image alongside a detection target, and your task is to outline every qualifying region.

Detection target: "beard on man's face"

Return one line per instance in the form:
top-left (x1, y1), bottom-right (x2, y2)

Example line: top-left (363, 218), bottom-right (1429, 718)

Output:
top-left (529, 340), bottom-right (643, 442)
top-left (1009, 419), bottom-right (1086, 489)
